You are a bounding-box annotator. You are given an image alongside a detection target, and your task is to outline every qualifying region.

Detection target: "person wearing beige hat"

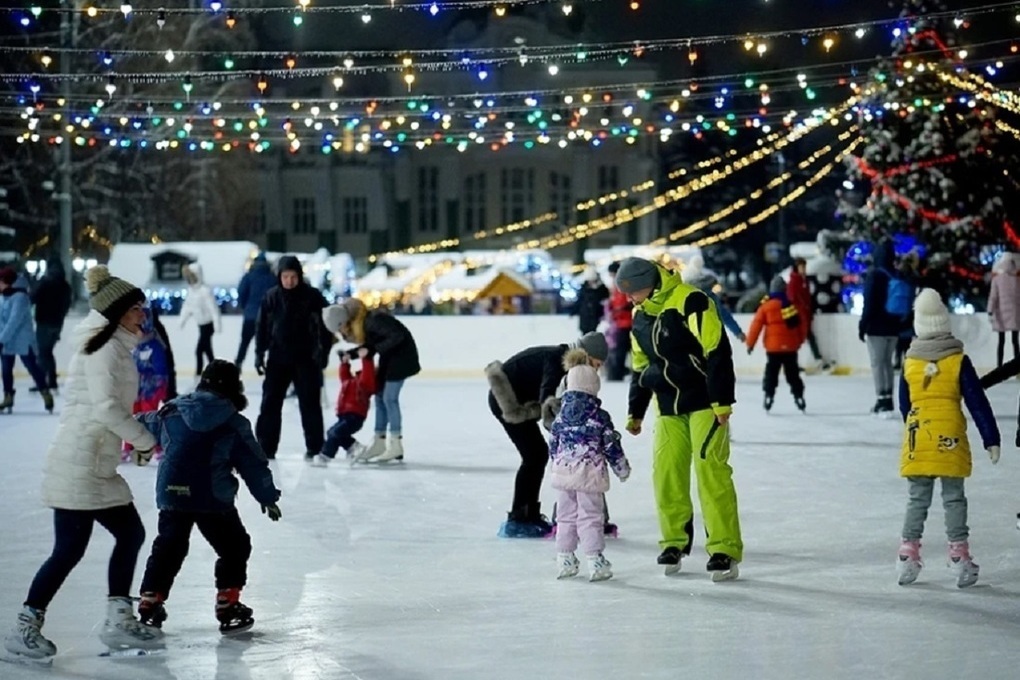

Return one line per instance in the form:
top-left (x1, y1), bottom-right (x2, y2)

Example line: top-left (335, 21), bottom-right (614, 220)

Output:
top-left (4, 266), bottom-right (164, 661)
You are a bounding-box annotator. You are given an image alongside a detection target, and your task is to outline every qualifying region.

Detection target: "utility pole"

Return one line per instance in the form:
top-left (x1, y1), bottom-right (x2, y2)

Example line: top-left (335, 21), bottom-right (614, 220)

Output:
top-left (56, 0), bottom-right (76, 283)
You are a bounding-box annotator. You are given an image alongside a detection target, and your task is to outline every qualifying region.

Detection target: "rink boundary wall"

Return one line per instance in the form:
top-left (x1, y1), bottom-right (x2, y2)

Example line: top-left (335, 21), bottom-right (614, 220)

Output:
top-left (17, 312), bottom-right (1005, 382)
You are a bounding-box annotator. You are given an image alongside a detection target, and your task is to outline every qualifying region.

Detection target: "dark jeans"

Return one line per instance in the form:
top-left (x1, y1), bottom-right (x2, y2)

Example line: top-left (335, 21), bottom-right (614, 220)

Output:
top-left (140, 509), bottom-right (252, 598)
top-left (607, 326), bottom-right (631, 382)
top-left (256, 359), bottom-right (324, 456)
top-left (196, 323), bottom-right (215, 375)
top-left (35, 323), bottom-right (62, 388)
top-left (488, 392), bottom-right (548, 517)
top-left (806, 326), bottom-right (823, 362)
top-left (235, 319), bottom-right (257, 367)
top-left (322, 413), bottom-right (366, 458)
top-left (25, 504), bottom-right (146, 610)
top-left (997, 331), bottom-right (1020, 368)
top-left (1, 350), bottom-right (48, 393)
top-left (763, 352), bottom-right (804, 399)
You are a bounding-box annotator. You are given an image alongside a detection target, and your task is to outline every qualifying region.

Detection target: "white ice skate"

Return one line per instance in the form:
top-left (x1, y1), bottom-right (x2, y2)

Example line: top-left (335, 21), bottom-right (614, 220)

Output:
top-left (556, 552), bottom-right (580, 579)
top-left (99, 597), bottom-right (164, 653)
top-left (897, 539), bottom-right (923, 586)
top-left (3, 606), bottom-right (56, 664)
top-left (587, 553), bottom-right (613, 582)
top-left (375, 437), bottom-right (404, 463)
top-left (354, 436), bottom-right (387, 463)
top-left (310, 453), bottom-right (331, 467)
top-left (948, 541), bottom-right (979, 589)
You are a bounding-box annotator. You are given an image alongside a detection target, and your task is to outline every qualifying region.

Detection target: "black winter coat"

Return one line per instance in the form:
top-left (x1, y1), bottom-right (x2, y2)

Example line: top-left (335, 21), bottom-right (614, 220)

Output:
top-left (500, 344), bottom-right (569, 405)
top-left (32, 272), bottom-right (72, 326)
top-left (254, 284), bottom-right (332, 367)
top-left (363, 311), bottom-right (420, 387)
top-left (574, 283), bottom-right (609, 334)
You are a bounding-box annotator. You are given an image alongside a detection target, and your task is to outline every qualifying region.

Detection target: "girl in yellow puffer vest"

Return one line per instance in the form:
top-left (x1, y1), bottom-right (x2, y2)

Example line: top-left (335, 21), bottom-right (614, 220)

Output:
top-left (896, 289), bottom-right (1001, 588)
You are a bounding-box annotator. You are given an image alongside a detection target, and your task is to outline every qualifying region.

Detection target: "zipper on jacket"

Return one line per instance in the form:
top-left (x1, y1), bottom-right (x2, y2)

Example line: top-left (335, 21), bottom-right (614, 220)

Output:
top-left (652, 314), bottom-right (682, 414)
top-left (699, 420), bottom-right (721, 459)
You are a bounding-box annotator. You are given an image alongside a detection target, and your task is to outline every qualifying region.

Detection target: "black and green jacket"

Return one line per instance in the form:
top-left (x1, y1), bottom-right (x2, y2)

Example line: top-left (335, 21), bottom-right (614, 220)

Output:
top-left (628, 265), bottom-right (736, 420)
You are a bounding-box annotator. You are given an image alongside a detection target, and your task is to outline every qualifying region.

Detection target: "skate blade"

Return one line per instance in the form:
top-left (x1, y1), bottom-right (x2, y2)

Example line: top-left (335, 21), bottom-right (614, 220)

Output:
top-left (662, 563), bottom-right (682, 576)
top-left (589, 573), bottom-right (613, 582)
top-left (2, 652), bottom-right (54, 666)
top-left (556, 570), bottom-right (579, 580)
top-left (100, 647), bottom-right (164, 657)
top-left (221, 620), bottom-right (255, 636)
top-left (710, 565), bottom-right (740, 582)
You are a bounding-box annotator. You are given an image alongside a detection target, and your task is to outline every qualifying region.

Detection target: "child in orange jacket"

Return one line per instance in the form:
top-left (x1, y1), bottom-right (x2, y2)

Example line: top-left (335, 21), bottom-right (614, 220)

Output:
top-left (746, 276), bottom-right (808, 412)
top-left (312, 347), bottom-right (375, 465)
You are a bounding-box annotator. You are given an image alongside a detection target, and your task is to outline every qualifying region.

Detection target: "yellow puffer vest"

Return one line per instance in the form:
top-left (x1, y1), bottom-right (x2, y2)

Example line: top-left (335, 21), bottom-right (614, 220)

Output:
top-left (900, 353), bottom-right (971, 478)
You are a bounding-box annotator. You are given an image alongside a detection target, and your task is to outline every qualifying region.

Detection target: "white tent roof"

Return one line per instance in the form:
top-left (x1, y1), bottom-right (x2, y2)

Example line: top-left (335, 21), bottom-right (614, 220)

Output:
top-left (357, 253), bottom-right (461, 294)
top-left (108, 241), bottom-right (260, 289)
top-left (431, 265), bottom-right (533, 296)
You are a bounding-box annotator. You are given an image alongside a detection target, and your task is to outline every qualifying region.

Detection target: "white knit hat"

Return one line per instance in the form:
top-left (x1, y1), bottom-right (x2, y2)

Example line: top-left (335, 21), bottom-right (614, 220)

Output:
top-left (913, 288), bottom-right (951, 336)
top-left (565, 365), bottom-right (601, 396)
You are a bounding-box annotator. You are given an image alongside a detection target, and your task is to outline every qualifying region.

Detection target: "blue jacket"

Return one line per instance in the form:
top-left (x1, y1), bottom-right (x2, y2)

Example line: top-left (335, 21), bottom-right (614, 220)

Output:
top-left (237, 260), bottom-right (277, 321)
top-left (0, 274), bottom-right (38, 356)
top-left (137, 391), bottom-right (280, 513)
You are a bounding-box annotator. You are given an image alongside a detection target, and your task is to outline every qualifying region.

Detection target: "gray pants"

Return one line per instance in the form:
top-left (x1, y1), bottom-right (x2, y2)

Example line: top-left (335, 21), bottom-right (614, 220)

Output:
top-left (902, 476), bottom-right (969, 543)
top-left (867, 335), bottom-right (897, 396)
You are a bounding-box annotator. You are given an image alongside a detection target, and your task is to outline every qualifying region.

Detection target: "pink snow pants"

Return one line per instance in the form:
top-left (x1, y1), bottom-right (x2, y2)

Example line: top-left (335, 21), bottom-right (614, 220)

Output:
top-left (555, 489), bottom-right (605, 556)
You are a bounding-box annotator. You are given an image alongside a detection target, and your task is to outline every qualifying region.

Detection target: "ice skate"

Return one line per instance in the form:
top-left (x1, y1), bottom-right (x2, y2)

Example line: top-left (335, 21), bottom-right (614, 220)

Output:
top-left (706, 553), bottom-right (740, 582)
top-left (375, 436), bottom-right (404, 463)
top-left (303, 450), bottom-right (317, 463)
top-left (498, 505), bottom-right (553, 539)
top-left (345, 440), bottom-right (367, 463)
top-left (948, 541), bottom-right (979, 588)
top-left (40, 389), bottom-right (54, 413)
top-left (556, 552), bottom-right (580, 579)
top-left (310, 453), bottom-right (331, 467)
top-left (657, 546), bottom-right (683, 576)
top-left (99, 597), bottom-right (164, 652)
top-left (872, 394), bottom-right (894, 419)
top-left (3, 606), bottom-right (56, 663)
top-left (137, 593), bottom-right (167, 629)
top-left (0, 391), bottom-right (14, 414)
top-left (587, 553), bottom-right (613, 582)
top-left (216, 590), bottom-right (255, 635)
top-left (794, 396), bottom-right (806, 412)
top-left (763, 395), bottom-right (774, 413)
top-left (355, 435), bottom-right (387, 463)
top-left (897, 539), bottom-right (923, 586)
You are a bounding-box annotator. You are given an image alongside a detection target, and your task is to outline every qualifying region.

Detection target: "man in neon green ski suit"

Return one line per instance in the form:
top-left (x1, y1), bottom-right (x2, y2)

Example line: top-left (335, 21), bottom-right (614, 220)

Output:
top-left (614, 257), bottom-right (743, 580)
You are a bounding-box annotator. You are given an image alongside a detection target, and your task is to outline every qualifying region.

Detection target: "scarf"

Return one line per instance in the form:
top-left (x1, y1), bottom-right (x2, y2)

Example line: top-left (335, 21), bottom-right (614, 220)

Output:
top-left (905, 333), bottom-right (964, 362)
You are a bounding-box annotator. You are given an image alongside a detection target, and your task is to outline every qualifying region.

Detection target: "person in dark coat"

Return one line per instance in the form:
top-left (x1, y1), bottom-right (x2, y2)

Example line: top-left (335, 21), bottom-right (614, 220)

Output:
top-left (134, 360), bottom-right (281, 633)
top-left (235, 253), bottom-right (276, 368)
top-left (253, 256), bottom-right (332, 459)
top-left (323, 298), bottom-right (421, 463)
top-left (859, 241), bottom-right (912, 415)
top-left (572, 271), bottom-right (609, 335)
top-left (31, 257), bottom-right (72, 390)
top-left (484, 332), bottom-right (609, 538)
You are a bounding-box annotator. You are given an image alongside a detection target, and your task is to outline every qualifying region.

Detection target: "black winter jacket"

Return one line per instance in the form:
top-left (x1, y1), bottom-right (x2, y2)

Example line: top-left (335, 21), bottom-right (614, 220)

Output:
top-left (859, 242), bottom-right (908, 338)
top-left (500, 344), bottom-right (570, 405)
top-left (254, 283), bottom-right (332, 367)
top-left (574, 283), bottom-right (609, 334)
top-left (363, 311), bottom-right (420, 387)
top-left (32, 269), bottom-right (72, 326)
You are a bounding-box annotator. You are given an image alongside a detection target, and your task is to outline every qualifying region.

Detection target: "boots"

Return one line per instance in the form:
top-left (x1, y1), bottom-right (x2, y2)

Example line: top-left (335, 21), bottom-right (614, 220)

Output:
top-left (897, 539), bottom-right (923, 586)
top-left (948, 540), bottom-right (979, 588)
top-left (376, 436), bottom-right (404, 463)
top-left (40, 389), bottom-right (53, 413)
top-left (99, 596), bottom-right (164, 651)
top-left (4, 605), bottom-right (57, 659)
top-left (0, 390), bottom-right (13, 414)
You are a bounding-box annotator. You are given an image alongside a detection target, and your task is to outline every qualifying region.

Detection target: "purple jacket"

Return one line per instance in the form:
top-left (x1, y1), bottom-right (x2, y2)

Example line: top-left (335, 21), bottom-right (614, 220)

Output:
top-left (549, 391), bottom-right (631, 493)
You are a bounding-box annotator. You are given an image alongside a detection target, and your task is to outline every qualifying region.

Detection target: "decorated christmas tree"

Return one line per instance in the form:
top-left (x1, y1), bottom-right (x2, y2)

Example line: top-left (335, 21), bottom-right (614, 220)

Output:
top-left (839, 0), bottom-right (1020, 304)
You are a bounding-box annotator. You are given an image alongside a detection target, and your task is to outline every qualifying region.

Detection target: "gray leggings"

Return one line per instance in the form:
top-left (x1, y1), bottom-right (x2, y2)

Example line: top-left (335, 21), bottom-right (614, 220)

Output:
top-left (902, 476), bottom-right (969, 543)
top-left (867, 335), bottom-right (897, 396)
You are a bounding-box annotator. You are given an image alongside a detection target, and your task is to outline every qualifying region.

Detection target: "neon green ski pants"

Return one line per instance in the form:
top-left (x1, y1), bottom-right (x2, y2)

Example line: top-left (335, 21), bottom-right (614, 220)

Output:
top-left (652, 409), bottom-right (743, 561)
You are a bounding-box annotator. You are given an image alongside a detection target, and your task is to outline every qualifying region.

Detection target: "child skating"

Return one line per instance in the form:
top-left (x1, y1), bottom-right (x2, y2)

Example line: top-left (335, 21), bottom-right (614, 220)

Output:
top-left (123, 306), bottom-right (177, 462)
top-left (313, 347), bottom-right (375, 465)
top-left (134, 360), bottom-right (282, 633)
top-left (746, 275), bottom-right (807, 412)
top-left (896, 289), bottom-right (1000, 587)
top-left (548, 363), bottom-right (630, 582)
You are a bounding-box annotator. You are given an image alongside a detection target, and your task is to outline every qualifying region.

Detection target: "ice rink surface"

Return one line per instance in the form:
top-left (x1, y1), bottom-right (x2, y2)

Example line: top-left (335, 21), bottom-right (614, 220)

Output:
top-left (2, 373), bottom-right (1020, 679)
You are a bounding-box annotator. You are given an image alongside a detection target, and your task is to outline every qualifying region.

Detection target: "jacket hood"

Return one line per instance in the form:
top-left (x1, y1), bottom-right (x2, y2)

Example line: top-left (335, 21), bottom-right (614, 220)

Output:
top-left (72, 309), bottom-right (141, 350)
top-left (873, 241), bottom-right (896, 270)
top-left (638, 265), bottom-right (684, 315)
top-left (174, 390), bottom-right (238, 432)
top-left (277, 255), bottom-right (304, 281)
top-left (185, 263), bottom-right (204, 285)
top-left (993, 253), bottom-right (1017, 275)
top-left (555, 390), bottom-right (601, 427)
top-left (45, 257), bottom-right (66, 277)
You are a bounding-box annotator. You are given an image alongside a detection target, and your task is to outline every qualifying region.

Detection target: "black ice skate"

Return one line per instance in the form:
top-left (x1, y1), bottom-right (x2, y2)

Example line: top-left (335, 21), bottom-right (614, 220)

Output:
top-left (137, 595), bottom-right (167, 629)
top-left (763, 395), bottom-right (774, 413)
top-left (657, 547), bottom-right (684, 576)
top-left (794, 396), bottom-right (806, 412)
top-left (706, 553), bottom-right (740, 582)
top-left (216, 601), bottom-right (254, 635)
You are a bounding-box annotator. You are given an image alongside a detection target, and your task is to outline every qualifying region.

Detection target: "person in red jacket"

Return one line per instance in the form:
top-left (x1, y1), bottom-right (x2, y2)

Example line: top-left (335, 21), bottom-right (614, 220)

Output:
top-left (605, 261), bottom-right (634, 382)
top-left (313, 348), bottom-right (375, 464)
top-left (747, 276), bottom-right (808, 412)
top-left (786, 258), bottom-right (830, 369)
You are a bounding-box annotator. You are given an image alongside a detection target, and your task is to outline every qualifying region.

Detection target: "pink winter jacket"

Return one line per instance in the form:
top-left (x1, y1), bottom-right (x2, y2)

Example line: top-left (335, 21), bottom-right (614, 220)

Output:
top-left (548, 392), bottom-right (631, 493)
top-left (988, 255), bottom-right (1020, 332)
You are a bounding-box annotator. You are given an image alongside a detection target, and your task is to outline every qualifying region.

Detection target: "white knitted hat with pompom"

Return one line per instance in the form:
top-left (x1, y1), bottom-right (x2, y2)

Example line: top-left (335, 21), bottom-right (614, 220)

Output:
top-left (913, 288), bottom-right (951, 337)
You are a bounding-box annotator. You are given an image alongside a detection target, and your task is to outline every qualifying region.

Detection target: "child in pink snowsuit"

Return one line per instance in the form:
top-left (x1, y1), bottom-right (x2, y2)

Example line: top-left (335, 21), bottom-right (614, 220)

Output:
top-left (549, 364), bottom-right (631, 582)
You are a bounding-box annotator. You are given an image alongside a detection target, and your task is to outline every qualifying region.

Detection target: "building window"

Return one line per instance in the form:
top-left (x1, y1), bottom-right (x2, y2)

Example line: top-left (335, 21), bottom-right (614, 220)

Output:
top-left (292, 197), bottom-right (316, 234)
top-left (417, 167), bottom-right (439, 232)
top-left (252, 200), bottom-right (267, 234)
top-left (549, 172), bottom-right (573, 227)
top-left (342, 197), bottom-right (368, 234)
top-left (464, 173), bottom-right (487, 232)
top-left (597, 165), bottom-right (619, 217)
top-left (501, 168), bottom-right (534, 224)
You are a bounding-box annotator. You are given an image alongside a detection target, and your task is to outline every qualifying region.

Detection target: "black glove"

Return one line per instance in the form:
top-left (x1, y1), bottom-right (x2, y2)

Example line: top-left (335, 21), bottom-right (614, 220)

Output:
top-left (254, 354), bottom-right (265, 376)
top-left (1014, 428), bottom-right (1020, 448)
top-left (262, 503), bottom-right (282, 522)
top-left (858, 330), bottom-right (866, 343)
top-left (747, 346), bottom-right (753, 355)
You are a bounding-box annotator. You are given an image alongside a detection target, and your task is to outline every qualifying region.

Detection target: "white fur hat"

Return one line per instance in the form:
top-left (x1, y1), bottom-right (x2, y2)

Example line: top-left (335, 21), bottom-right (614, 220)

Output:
top-left (565, 365), bottom-right (601, 396)
top-left (913, 288), bottom-right (951, 336)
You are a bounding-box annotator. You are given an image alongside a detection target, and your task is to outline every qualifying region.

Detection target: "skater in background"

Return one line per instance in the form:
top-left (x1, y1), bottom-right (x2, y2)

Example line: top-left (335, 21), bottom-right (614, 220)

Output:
top-left (572, 270), bottom-right (609, 335)
top-left (323, 298), bottom-right (420, 463)
top-left (605, 261), bottom-right (633, 382)
top-left (859, 241), bottom-right (913, 415)
top-left (895, 289), bottom-right (1000, 588)
top-left (746, 275), bottom-right (807, 413)
top-left (235, 252), bottom-right (276, 368)
top-left (179, 263), bottom-right (221, 378)
top-left (987, 252), bottom-right (1020, 368)
top-left (485, 332), bottom-right (608, 538)
top-left (312, 346), bottom-right (375, 465)
top-left (680, 254), bottom-right (746, 343)
top-left (787, 257), bottom-right (831, 370)
top-left (253, 256), bottom-right (332, 460)
top-left (0, 267), bottom-right (53, 413)
top-left (616, 257), bottom-right (743, 581)
top-left (135, 360), bottom-right (281, 634)
top-left (892, 253), bottom-right (921, 371)
top-left (549, 363), bottom-right (631, 582)
top-left (123, 306), bottom-right (177, 463)
top-left (3, 266), bottom-right (163, 661)
top-left (31, 256), bottom-right (72, 391)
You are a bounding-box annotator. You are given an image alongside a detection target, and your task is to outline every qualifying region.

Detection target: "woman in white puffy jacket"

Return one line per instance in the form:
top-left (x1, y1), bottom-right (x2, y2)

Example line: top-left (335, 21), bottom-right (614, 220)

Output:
top-left (180, 263), bottom-right (222, 378)
top-left (3, 266), bottom-right (164, 661)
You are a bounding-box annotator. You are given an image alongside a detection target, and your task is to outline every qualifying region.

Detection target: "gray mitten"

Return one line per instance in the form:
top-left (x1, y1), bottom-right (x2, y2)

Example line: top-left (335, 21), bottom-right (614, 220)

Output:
top-left (541, 397), bottom-right (562, 432)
